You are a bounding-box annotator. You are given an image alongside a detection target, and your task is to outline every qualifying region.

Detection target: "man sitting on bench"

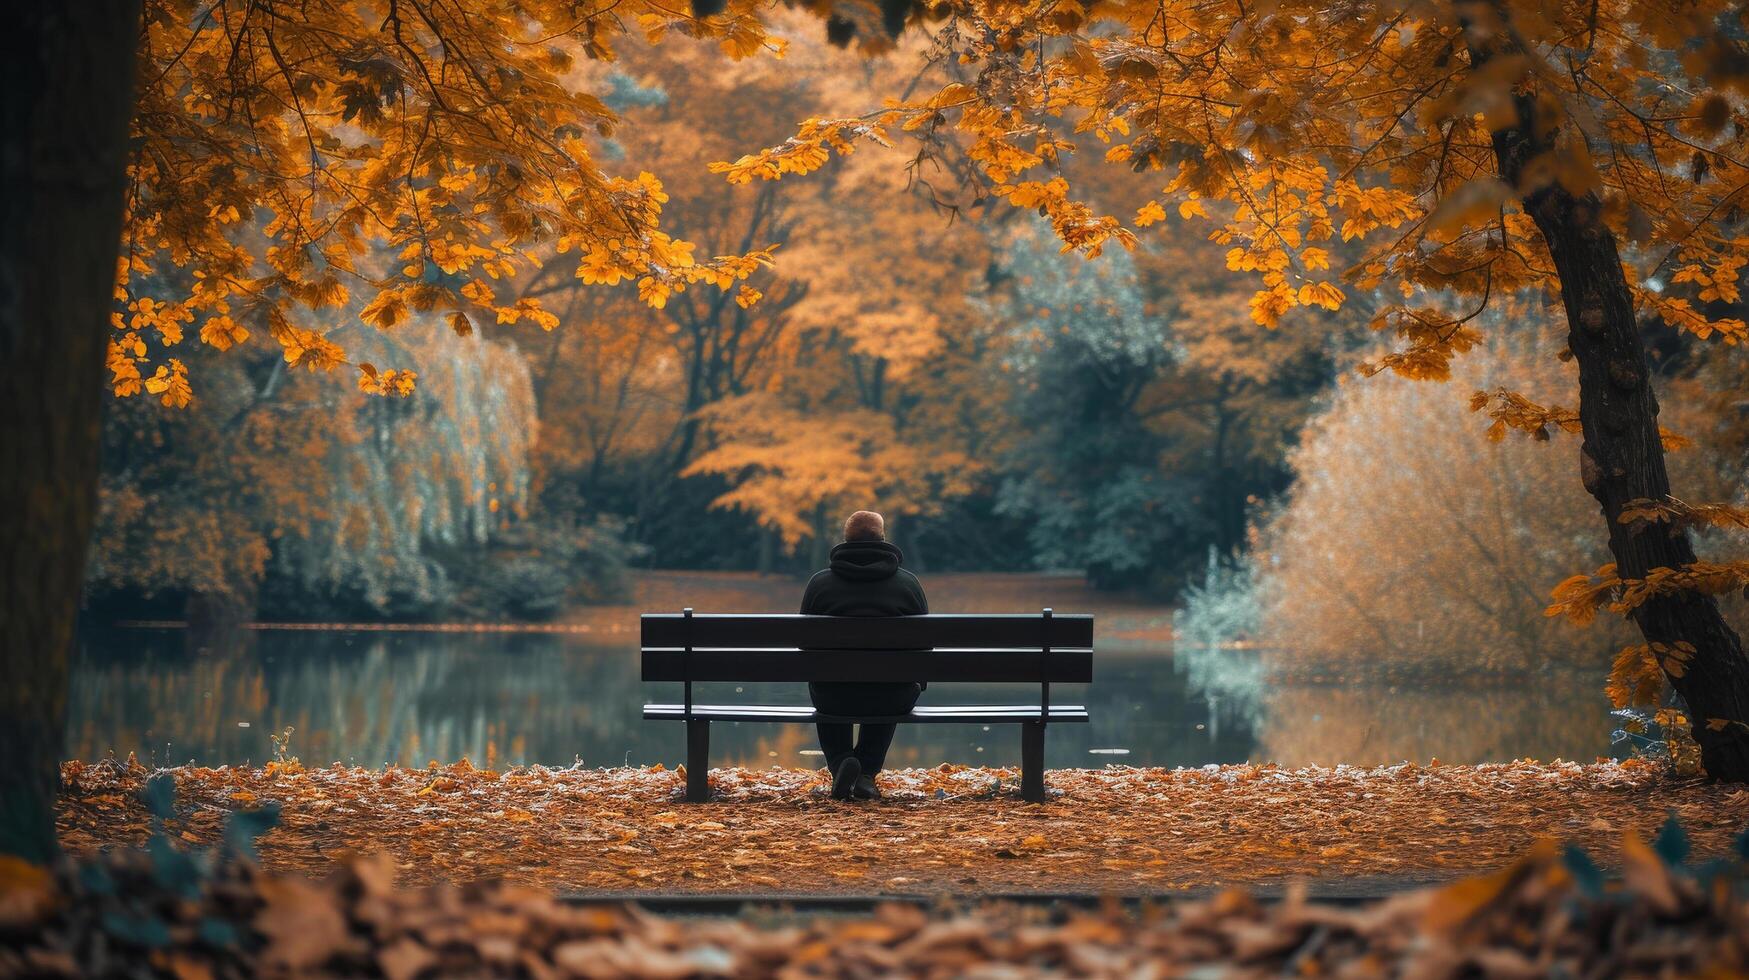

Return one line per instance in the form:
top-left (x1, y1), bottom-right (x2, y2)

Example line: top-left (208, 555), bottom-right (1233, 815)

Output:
top-left (801, 510), bottom-right (928, 801)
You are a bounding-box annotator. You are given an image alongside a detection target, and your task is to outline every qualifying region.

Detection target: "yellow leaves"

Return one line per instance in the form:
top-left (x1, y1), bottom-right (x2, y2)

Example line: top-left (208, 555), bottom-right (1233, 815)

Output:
top-left (106, 335), bottom-right (145, 398)
top-left (143, 358), bottom-right (193, 408)
top-left (199, 315), bottom-right (248, 351)
top-left (1299, 247), bottom-right (1330, 271)
top-left (577, 247), bottom-right (633, 287)
top-left (127, 296), bottom-right (193, 346)
top-left (358, 363), bottom-right (418, 397)
top-left (1135, 201), bottom-right (1167, 227)
top-left (1177, 197), bottom-right (1209, 220)
top-left (735, 285), bottom-right (763, 309)
top-left (637, 277), bottom-right (678, 309)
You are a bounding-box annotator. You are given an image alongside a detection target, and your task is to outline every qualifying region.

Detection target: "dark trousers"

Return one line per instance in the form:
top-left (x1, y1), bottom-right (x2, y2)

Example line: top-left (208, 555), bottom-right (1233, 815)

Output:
top-left (809, 681), bottom-right (922, 776)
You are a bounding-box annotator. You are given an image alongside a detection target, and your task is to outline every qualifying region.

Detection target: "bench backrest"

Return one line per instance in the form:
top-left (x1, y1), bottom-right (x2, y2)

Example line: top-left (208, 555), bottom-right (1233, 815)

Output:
top-left (641, 611), bottom-right (1094, 684)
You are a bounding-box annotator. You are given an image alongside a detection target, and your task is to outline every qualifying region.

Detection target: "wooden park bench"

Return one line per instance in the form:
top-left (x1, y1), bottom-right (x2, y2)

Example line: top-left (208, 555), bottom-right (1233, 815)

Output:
top-left (642, 609), bottom-right (1093, 803)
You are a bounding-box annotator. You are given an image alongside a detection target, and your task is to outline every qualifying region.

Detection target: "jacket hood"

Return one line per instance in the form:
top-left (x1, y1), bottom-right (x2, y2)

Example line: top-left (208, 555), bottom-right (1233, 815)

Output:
top-left (829, 539), bottom-right (904, 582)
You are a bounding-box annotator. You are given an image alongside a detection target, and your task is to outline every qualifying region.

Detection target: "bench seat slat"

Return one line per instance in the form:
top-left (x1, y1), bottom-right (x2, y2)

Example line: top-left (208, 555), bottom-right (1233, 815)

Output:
top-left (641, 613), bottom-right (1093, 650)
top-left (643, 703), bottom-right (1090, 723)
top-left (641, 647), bottom-right (1091, 683)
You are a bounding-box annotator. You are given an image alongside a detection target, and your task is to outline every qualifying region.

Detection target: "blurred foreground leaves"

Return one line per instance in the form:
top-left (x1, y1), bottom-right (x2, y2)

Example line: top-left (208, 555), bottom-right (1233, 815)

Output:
top-left (12, 781), bottom-right (1749, 977)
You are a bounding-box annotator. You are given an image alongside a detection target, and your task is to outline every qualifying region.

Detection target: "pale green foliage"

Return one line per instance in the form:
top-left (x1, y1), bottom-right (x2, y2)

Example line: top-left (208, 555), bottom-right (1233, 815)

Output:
top-left (989, 222), bottom-right (1199, 585)
top-left (1257, 328), bottom-right (1628, 673)
top-left (272, 323), bottom-right (536, 611)
top-left (90, 317), bottom-right (536, 616)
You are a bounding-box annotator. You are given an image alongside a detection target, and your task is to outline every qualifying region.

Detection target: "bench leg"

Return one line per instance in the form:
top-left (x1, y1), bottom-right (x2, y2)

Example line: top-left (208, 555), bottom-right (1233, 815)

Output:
top-left (1021, 721), bottom-right (1046, 803)
top-left (686, 719), bottom-right (710, 803)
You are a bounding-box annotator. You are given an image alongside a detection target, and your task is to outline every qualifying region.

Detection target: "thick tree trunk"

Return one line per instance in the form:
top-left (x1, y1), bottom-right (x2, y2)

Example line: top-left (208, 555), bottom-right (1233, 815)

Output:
top-left (1466, 15), bottom-right (1749, 780)
top-left (0, 2), bottom-right (140, 860)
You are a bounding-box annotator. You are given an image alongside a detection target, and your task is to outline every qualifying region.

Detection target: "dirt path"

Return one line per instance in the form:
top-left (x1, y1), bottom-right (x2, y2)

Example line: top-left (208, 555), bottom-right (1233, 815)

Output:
top-left (58, 759), bottom-right (1745, 896)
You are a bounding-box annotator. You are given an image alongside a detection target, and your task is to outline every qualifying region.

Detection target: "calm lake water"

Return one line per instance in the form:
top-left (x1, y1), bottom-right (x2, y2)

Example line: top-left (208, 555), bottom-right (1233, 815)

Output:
top-left (69, 623), bottom-right (1623, 771)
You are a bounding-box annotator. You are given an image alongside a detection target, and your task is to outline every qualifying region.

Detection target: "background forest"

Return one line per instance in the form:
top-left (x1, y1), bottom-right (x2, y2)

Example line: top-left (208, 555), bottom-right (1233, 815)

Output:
top-left (84, 12), bottom-right (1749, 677)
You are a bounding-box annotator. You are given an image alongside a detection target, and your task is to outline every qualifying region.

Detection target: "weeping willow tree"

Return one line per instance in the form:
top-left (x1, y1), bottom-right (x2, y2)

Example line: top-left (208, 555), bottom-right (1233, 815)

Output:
top-left (88, 318), bottom-right (535, 619)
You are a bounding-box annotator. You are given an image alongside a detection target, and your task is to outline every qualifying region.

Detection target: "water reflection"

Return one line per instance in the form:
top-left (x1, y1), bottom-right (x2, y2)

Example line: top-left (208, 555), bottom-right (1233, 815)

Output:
top-left (69, 627), bottom-right (1619, 770)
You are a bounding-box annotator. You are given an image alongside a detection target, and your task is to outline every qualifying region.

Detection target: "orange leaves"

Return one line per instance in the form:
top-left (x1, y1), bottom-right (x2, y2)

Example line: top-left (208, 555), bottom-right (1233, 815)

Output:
top-left (681, 393), bottom-right (978, 548)
top-left (1547, 560), bottom-right (1749, 626)
top-left (278, 329), bottom-right (347, 373)
top-left (1468, 387), bottom-right (1582, 442)
top-left (360, 290), bottom-right (409, 332)
top-left (1424, 177), bottom-right (1513, 239)
top-left (1247, 285), bottom-right (1295, 328)
top-left (121, 0), bottom-right (799, 405)
top-left (1296, 281), bottom-right (1344, 311)
top-left (126, 296), bottom-right (193, 347)
top-left (709, 117), bottom-right (891, 184)
top-left (1617, 496), bottom-right (1749, 534)
top-left (996, 177), bottom-right (1071, 209)
top-left (1670, 255), bottom-right (1745, 305)
top-left (198, 315), bottom-right (248, 351)
top-left (1356, 306), bottom-right (1484, 380)
top-left (357, 364), bottom-right (418, 398)
top-left (106, 334), bottom-right (146, 398)
top-left (0, 857), bottom-right (55, 929)
top-left (636, 276), bottom-right (674, 309)
top-left (143, 359), bottom-right (193, 408)
top-left (1544, 564), bottom-right (1621, 627)
top-left (1332, 183), bottom-right (1420, 243)
top-left (1650, 295), bottom-right (1749, 345)
top-left (1605, 641), bottom-right (1694, 708)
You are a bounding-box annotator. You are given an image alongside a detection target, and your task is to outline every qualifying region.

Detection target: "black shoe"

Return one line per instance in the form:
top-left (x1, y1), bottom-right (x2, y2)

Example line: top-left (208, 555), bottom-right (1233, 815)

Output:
top-left (852, 775), bottom-right (881, 800)
top-left (831, 758), bottom-right (862, 800)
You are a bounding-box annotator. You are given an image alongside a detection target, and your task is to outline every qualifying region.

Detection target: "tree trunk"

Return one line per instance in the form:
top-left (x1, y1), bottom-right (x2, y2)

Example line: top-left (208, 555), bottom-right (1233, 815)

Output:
top-left (0, 2), bottom-right (140, 861)
top-left (1466, 13), bottom-right (1749, 780)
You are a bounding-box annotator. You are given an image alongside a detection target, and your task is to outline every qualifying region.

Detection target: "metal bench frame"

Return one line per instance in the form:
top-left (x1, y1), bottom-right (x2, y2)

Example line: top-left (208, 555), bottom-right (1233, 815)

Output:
top-left (641, 608), bottom-right (1094, 803)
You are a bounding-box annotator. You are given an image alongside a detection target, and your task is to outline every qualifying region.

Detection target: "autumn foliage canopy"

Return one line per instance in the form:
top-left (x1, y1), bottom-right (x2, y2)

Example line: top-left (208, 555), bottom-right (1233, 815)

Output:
top-left (94, 0), bottom-right (1749, 768)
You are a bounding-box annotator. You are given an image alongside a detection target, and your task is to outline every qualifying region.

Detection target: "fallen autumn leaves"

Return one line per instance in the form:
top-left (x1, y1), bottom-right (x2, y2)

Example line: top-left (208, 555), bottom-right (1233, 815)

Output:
top-left (8, 816), bottom-right (1749, 977)
top-left (55, 757), bottom-right (1749, 895)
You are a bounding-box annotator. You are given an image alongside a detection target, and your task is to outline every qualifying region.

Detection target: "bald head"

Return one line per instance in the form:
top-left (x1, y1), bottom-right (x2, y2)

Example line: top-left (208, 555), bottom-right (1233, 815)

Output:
top-left (843, 510), bottom-right (885, 542)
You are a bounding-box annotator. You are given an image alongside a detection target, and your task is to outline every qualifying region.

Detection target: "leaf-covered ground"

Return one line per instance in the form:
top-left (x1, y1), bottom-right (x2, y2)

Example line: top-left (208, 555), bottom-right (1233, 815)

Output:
top-left (57, 758), bottom-right (1747, 896)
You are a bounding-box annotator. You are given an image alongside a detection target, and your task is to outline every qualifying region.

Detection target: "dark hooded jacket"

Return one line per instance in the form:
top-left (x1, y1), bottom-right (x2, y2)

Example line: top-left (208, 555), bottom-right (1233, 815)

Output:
top-left (799, 540), bottom-right (928, 618)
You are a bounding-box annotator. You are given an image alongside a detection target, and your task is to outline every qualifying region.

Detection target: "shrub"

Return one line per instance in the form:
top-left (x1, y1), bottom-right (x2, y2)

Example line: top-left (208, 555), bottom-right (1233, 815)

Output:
top-left (1256, 332), bottom-right (1632, 675)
